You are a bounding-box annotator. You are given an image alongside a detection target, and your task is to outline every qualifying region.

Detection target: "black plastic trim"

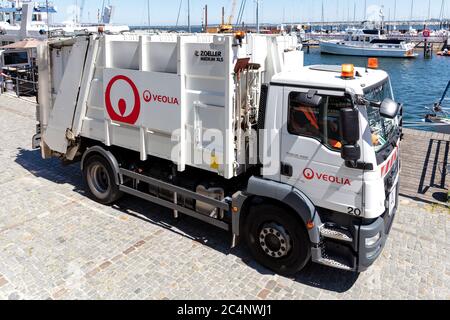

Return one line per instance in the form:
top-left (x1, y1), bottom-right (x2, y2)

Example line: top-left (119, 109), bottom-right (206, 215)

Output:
top-left (258, 84), bottom-right (268, 130)
top-left (270, 82), bottom-right (346, 92)
top-left (345, 161), bottom-right (374, 171)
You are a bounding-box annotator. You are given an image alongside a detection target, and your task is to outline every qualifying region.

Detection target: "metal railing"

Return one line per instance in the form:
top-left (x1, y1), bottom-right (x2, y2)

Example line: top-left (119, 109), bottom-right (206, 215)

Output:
top-left (1, 73), bottom-right (38, 97)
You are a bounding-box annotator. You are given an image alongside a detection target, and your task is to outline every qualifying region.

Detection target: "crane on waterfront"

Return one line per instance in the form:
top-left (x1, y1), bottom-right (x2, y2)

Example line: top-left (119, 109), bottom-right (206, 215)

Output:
top-left (99, 0), bottom-right (105, 23)
top-left (235, 0), bottom-right (248, 26)
top-left (220, 0), bottom-right (237, 32)
top-left (79, 0), bottom-right (86, 23)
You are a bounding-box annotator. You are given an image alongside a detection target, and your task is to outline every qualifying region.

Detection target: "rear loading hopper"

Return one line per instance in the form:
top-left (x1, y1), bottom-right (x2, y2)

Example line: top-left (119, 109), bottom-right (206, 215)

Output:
top-left (38, 33), bottom-right (302, 179)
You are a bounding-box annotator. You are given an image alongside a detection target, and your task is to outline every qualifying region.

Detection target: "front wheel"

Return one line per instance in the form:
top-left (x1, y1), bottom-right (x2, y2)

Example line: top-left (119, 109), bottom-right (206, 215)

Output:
top-left (82, 154), bottom-right (123, 205)
top-left (244, 203), bottom-right (311, 276)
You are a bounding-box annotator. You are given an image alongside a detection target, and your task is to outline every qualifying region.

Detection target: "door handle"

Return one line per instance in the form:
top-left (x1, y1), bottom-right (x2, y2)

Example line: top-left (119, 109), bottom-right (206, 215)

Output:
top-left (281, 162), bottom-right (293, 177)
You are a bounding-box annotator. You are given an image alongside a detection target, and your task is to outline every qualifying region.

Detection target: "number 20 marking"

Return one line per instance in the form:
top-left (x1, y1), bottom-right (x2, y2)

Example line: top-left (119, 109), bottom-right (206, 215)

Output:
top-left (348, 207), bottom-right (362, 216)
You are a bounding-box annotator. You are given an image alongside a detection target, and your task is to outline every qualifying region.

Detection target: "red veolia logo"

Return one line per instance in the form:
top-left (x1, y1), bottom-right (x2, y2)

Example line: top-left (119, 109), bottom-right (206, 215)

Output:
top-left (143, 90), bottom-right (152, 103)
top-left (105, 75), bottom-right (141, 125)
top-left (303, 168), bottom-right (352, 186)
top-left (303, 168), bottom-right (315, 180)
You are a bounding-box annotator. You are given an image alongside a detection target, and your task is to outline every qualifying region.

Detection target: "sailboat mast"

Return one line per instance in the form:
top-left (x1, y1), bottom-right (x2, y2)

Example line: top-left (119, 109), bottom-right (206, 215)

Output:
top-left (364, 0), bottom-right (367, 20)
top-left (428, 0), bottom-right (431, 21)
top-left (188, 0), bottom-right (191, 32)
top-left (256, 0), bottom-right (260, 33)
top-left (336, 0), bottom-right (340, 21)
top-left (176, 0), bottom-right (183, 27)
top-left (347, 0), bottom-right (350, 22)
top-left (394, 0), bottom-right (397, 21)
top-left (147, 0), bottom-right (151, 28)
top-left (321, 0), bottom-right (324, 31)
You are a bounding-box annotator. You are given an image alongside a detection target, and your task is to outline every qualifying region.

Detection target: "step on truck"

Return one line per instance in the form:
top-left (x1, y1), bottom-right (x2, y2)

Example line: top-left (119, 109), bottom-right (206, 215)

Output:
top-left (33, 32), bottom-right (402, 275)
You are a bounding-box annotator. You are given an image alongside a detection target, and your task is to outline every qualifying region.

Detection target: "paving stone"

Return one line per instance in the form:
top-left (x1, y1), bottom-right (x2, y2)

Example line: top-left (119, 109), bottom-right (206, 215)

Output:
top-left (0, 277), bottom-right (8, 287)
top-left (0, 94), bottom-right (449, 300)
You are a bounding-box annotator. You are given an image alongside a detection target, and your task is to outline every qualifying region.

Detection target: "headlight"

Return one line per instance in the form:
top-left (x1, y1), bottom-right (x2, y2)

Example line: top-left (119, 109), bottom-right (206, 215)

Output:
top-left (365, 233), bottom-right (381, 246)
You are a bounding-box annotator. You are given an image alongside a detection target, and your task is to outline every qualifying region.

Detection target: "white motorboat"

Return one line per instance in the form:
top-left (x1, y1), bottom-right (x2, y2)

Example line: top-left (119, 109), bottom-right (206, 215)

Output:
top-left (320, 28), bottom-right (418, 58)
top-left (0, 0), bottom-right (129, 45)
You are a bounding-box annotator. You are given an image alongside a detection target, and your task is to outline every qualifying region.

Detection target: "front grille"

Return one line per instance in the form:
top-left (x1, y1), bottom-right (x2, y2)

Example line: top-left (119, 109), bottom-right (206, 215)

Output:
top-left (384, 158), bottom-right (399, 193)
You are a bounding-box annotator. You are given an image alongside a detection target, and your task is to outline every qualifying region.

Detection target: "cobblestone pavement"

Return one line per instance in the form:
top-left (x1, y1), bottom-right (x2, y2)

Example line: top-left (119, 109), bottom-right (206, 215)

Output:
top-left (0, 94), bottom-right (449, 300)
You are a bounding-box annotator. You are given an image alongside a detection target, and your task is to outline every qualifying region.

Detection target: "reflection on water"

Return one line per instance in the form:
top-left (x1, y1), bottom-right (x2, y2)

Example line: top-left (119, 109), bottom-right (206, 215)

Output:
top-left (304, 48), bottom-right (450, 131)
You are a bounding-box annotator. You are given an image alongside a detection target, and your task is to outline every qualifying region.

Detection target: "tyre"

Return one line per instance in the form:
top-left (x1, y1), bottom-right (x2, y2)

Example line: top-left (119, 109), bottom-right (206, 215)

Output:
top-left (82, 154), bottom-right (123, 205)
top-left (244, 203), bottom-right (311, 276)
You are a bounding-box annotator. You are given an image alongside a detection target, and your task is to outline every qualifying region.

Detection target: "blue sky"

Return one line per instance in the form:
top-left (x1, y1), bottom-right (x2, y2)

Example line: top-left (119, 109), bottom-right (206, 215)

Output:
top-left (51, 0), bottom-right (449, 26)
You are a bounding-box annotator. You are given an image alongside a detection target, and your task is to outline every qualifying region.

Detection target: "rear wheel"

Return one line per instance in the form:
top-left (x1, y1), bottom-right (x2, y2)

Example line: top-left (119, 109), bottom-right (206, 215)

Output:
top-left (244, 203), bottom-right (311, 276)
top-left (82, 154), bottom-right (123, 204)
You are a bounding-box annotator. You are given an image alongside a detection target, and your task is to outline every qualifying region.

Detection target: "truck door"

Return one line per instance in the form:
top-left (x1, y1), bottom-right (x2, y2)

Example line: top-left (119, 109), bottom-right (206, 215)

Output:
top-left (280, 86), bottom-right (364, 215)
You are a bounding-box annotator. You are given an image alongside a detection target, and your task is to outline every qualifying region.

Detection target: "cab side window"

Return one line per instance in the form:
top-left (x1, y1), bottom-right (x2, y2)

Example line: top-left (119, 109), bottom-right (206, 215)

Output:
top-left (288, 92), bottom-right (352, 151)
top-left (288, 100), bottom-right (322, 140)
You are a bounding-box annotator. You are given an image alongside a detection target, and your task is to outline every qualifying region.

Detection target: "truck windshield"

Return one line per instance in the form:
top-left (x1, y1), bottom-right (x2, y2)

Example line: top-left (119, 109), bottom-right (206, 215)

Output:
top-left (365, 80), bottom-right (396, 152)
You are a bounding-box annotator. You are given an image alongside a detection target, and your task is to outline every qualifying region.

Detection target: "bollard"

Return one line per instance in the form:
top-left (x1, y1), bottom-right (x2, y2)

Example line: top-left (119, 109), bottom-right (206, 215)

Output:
top-left (15, 76), bottom-right (19, 97)
top-left (424, 39), bottom-right (432, 58)
top-left (5, 80), bottom-right (13, 92)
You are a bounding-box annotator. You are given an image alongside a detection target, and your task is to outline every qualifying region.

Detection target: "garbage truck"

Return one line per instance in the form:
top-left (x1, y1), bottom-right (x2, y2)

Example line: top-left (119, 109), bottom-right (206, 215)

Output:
top-left (33, 32), bottom-right (402, 275)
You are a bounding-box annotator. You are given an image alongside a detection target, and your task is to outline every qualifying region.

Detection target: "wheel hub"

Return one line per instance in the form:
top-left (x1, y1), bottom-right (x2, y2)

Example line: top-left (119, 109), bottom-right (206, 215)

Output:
top-left (87, 163), bottom-right (111, 199)
top-left (259, 223), bottom-right (292, 258)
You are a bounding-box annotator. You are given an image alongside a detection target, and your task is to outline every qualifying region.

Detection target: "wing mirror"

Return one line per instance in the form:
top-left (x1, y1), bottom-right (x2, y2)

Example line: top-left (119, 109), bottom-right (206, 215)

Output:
top-left (340, 108), bottom-right (360, 144)
top-left (379, 98), bottom-right (400, 119)
top-left (340, 108), bottom-right (361, 162)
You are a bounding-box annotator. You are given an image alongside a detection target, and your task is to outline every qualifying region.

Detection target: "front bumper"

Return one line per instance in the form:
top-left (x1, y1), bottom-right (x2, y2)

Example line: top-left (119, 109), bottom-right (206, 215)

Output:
top-left (358, 200), bottom-right (397, 271)
top-left (312, 185), bottom-right (399, 272)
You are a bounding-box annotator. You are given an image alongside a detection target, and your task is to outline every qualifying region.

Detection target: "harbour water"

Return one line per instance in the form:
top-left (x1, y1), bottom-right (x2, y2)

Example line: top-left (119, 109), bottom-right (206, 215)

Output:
top-left (304, 47), bottom-right (450, 131)
top-left (132, 26), bottom-right (449, 131)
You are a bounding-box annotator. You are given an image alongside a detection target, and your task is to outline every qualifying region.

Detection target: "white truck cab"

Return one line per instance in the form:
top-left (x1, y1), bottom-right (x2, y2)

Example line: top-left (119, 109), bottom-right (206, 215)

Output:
top-left (268, 65), bottom-right (400, 218)
top-left (34, 33), bottom-right (401, 275)
top-left (254, 64), bottom-right (401, 271)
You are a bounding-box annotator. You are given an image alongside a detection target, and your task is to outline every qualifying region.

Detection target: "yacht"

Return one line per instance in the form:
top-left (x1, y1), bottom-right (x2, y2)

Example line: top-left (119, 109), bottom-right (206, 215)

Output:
top-left (320, 28), bottom-right (418, 58)
top-left (0, 0), bottom-right (53, 44)
top-left (0, 0), bottom-right (129, 45)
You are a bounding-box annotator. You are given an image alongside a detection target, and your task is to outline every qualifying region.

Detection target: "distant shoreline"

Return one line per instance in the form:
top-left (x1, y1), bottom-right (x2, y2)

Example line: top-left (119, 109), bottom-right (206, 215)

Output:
top-left (129, 23), bottom-right (449, 32)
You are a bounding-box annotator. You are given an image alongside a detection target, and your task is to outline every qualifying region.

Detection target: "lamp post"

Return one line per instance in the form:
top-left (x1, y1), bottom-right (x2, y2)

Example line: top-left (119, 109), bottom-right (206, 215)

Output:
top-left (256, 0), bottom-right (260, 33)
top-left (46, 0), bottom-right (50, 37)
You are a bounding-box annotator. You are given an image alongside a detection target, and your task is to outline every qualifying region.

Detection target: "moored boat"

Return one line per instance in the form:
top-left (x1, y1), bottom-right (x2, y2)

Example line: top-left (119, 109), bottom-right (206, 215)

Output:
top-left (320, 28), bottom-right (418, 58)
top-left (0, 0), bottom-right (129, 45)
